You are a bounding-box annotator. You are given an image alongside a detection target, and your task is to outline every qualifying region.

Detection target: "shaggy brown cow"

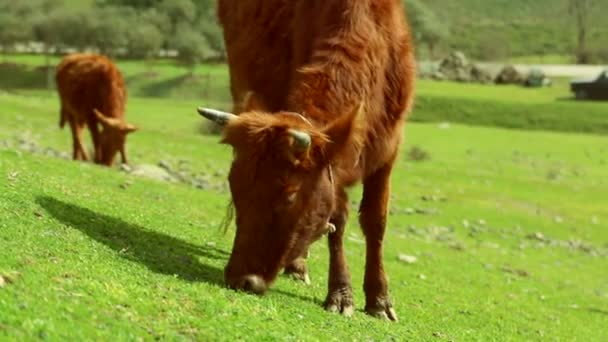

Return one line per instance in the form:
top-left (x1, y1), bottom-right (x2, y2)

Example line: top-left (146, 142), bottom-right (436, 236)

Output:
top-left (199, 0), bottom-right (415, 320)
top-left (56, 53), bottom-right (137, 166)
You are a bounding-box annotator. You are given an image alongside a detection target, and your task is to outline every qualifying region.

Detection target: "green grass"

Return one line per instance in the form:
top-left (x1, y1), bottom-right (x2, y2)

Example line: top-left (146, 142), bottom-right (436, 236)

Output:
top-left (62, 0), bottom-right (93, 7)
top-left (1, 88), bottom-right (608, 340)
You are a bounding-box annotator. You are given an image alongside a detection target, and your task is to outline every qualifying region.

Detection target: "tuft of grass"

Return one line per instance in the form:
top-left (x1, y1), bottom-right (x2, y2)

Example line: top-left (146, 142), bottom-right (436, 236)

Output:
top-left (407, 145), bottom-right (430, 162)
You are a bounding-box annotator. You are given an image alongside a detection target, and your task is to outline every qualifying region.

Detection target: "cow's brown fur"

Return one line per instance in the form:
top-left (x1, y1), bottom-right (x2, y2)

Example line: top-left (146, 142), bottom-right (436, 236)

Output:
top-left (56, 53), bottom-right (137, 166)
top-left (211, 0), bottom-right (415, 320)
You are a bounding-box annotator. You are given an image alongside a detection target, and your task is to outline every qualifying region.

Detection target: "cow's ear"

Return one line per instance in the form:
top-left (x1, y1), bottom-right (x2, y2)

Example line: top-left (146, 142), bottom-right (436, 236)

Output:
top-left (321, 102), bottom-right (364, 159)
top-left (242, 91), bottom-right (267, 112)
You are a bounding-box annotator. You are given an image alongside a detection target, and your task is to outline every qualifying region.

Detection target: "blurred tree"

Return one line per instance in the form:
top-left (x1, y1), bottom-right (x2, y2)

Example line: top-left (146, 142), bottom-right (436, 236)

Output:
top-left (0, 15), bottom-right (32, 59)
top-left (160, 0), bottom-right (197, 36)
top-left (30, 9), bottom-right (69, 89)
top-left (198, 20), bottom-right (225, 60)
top-left (567, 0), bottom-right (597, 64)
top-left (138, 8), bottom-right (171, 35)
top-left (32, 7), bottom-right (96, 50)
top-left (586, 32), bottom-right (608, 64)
top-left (192, 0), bottom-right (216, 20)
top-left (127, 20), bottom-right (164, 60)
top-left (0, 0), bottom-right (61, 59)
top-left (403, 0), bottom-right (449, 59)
top-left (173, 26), bottom-right (211, 75)
top-left (196, 0), bottom-right (225, 61)
top-left (58, 10), bottom-right (96, 50)
top-left (0, 0), bottom-right (59, 17)
top-left (87, 7), bottom-right (133, 56)
top-left (94, 0), bottom-right (225, 61)
top-left (95, 0), bottom-right (161, 8)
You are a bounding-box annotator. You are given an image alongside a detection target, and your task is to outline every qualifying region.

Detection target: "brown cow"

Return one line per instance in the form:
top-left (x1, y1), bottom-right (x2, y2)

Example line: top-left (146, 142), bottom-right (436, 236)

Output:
top-left (56, 53), bottom-right (137, 166)
top-left (199, 0), bottom-right (415, 321)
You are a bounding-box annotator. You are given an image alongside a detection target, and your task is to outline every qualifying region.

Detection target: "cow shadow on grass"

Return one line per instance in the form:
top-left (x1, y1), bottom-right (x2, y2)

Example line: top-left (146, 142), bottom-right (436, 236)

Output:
top-left (36, 196), bottom-right (226, 285)
top-left (37, 196), bottom-right (328, 308)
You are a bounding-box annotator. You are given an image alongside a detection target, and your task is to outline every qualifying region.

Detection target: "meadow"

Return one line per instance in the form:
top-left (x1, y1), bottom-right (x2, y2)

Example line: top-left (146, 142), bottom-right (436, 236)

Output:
top-left (1, 55), bottom-right (607, 340)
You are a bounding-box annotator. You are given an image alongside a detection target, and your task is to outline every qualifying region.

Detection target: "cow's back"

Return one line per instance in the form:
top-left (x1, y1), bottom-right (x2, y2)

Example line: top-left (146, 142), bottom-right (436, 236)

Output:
top-left (218, 0), bottom-right (295, 112)
top-left (56, 53), bottom-right (126, 121)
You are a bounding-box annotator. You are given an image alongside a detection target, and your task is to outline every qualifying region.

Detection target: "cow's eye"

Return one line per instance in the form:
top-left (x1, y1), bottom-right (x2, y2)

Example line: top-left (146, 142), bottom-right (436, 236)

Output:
top-left (283, 184), bottom-right (300, 204)
top-left (286, 191), bottom-right (297, 204)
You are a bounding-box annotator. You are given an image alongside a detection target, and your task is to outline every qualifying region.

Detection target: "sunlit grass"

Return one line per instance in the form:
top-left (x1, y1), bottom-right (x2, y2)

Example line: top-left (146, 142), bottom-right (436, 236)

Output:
top-left (1, 89), bottom-right (607, 340)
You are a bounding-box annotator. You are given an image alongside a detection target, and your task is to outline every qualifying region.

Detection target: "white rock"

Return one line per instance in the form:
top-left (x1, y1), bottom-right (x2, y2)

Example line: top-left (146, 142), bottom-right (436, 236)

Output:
top-left (129, 164), bottom-right (177, 183)
top-left (397, 254), bottom-right (418, 264)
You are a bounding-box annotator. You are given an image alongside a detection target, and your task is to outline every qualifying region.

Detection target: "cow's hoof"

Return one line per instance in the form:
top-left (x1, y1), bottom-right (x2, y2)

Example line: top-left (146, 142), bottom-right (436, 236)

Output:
top-left (365, 299), bottom-right (398, 321)
top-left (286, 270), bottom-right (311, 285)
top-left (284, 258), bottom-right (310, 285)
top-left (324, 287), bottom-right (354, 317)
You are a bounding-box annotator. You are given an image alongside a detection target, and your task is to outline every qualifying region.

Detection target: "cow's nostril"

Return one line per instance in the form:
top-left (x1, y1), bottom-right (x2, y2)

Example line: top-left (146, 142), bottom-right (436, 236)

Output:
top-left (241, 275), bottom-right (267, 295)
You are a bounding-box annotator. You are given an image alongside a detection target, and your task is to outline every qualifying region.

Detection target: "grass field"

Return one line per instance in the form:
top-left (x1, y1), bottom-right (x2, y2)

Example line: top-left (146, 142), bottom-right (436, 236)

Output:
top-left (1, 74), bottom-right (608, 340)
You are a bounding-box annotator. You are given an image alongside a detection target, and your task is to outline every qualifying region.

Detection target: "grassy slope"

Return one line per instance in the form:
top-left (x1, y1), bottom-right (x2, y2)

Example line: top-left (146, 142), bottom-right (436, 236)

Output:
top-left (1, 90), bottom-right (608, 340)
top-left (3, 54), bottom-right (608, 136)
top-left (421, 0), bottom-right (607, 59)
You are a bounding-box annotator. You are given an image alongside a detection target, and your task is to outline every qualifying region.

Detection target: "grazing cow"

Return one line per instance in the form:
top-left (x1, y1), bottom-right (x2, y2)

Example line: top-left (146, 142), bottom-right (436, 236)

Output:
top-left (56, 53), bottom-right (137, 166)
top-left (199, 0), bottom-right (415, 320)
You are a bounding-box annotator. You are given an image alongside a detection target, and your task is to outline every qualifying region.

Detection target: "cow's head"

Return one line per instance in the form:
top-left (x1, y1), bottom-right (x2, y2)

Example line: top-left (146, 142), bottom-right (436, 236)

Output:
top-left (199, 95), bottom-right (362, 294)
top-left (93, 109), bottom-right (138, 166)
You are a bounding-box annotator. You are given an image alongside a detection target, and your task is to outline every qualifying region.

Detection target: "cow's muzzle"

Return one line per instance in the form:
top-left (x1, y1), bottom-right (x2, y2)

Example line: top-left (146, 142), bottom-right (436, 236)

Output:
top-left (228, 274), bottom-right (267, 295)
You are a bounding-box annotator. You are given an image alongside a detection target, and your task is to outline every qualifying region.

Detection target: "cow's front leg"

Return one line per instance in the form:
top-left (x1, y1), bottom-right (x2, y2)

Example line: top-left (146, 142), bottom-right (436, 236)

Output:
top-left (284, 247), bottom-right (311, 285)
top-left (324, 188), bottom-right (354, 316)
top-left (359, 161), bottom-right (397, 321)
top-left (285, 221), bottom-right (336, 284)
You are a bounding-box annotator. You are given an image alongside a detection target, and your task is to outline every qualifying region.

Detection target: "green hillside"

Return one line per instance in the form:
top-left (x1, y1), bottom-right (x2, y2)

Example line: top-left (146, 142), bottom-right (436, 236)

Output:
top-left (421, 0), bottom-right (607, 60)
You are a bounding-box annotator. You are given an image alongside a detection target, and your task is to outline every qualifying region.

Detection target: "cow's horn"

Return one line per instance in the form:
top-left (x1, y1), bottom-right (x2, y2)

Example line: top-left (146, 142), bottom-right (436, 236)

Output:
top-left (197, 107), bottom-right (237, 126)
top-left (288, 129), bottom-right (311, 150)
